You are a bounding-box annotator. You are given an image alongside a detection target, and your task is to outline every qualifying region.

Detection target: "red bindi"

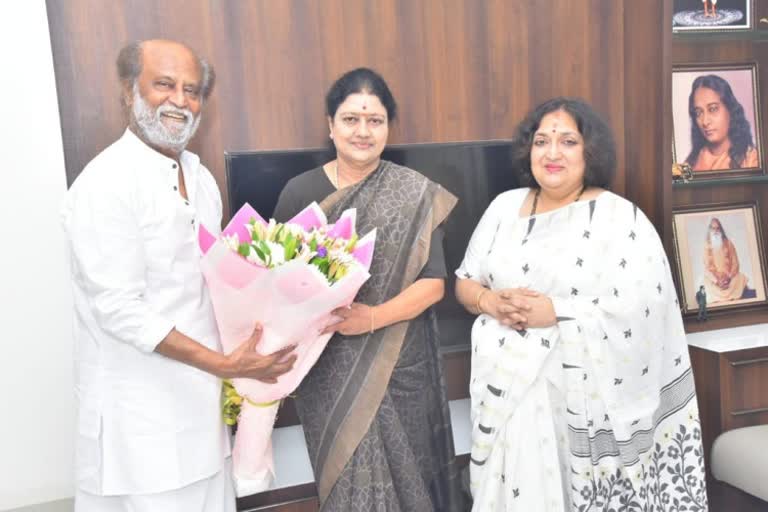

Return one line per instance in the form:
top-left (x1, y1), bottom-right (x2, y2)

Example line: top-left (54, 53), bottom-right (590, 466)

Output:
top-left (362, 104), bottom-right (367, 110)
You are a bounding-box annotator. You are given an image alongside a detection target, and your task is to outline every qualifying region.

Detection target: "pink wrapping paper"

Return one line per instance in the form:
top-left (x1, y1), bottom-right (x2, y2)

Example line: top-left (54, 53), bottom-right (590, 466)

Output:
top-left (199, 202), bottom-right (375, 496)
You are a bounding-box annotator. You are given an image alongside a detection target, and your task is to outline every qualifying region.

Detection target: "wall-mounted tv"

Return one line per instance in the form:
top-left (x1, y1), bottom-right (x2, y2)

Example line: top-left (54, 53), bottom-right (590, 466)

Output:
top-left (225, 140), bottom-right (519, 351)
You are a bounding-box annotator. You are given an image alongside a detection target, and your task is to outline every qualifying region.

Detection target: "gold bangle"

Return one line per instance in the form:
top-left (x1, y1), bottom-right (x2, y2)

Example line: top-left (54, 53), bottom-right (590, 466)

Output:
top-left (370, 305), bottom-right (376, 334)
top-left (475, 288), bottom-right (489, 314)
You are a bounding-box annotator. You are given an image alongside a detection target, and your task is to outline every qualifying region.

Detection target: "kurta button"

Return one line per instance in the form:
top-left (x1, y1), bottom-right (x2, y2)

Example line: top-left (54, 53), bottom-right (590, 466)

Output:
top-left (172, 163), bottom-right (178, 169)
top-left (185, 201), bottom-right (189, 206)
top-left (173, 186), bottom-right (178, 191)
top-left (191, 219), bottom-right (195, 225)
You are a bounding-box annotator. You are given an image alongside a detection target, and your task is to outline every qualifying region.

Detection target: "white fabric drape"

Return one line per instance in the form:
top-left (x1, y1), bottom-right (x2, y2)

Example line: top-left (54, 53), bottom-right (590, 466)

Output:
top-left (457, 189), bottom-right (707, 511)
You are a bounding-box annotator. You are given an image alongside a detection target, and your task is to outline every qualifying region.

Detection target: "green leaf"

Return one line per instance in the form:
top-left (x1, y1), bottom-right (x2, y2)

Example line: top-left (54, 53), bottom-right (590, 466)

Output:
top-left (237, 243), bottom-right (250, 257)
top-left (284, 234), bottom-right (298, 260)
top-left (248, 219), bottom-right (260, 241)
top-left (258, 240), bottom-right (272, 266)
top-left (310, 238), bottom-right (318, 252)
top-left (252, 244), bottom-right (266, 262)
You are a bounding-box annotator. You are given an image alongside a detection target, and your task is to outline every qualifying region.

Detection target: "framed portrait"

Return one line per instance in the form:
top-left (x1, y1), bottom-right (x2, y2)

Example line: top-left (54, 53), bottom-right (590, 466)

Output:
top-left (672, 63), bottom-right (763, 181)
top-left (672, 202), bottom-right (768, 315)
top-left (673, 0), bottom-right (753, 33)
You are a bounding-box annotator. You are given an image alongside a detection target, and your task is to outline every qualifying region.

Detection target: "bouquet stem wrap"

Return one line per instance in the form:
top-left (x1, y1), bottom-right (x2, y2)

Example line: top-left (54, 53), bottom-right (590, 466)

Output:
top-left (199, 202), bottom-right (375, 496)
top-left (231, 400), bottom-right (279, 497)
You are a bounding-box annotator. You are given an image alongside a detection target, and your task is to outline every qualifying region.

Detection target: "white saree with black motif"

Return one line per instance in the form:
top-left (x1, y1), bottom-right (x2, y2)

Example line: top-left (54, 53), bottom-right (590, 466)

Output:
top-left (457, 189), bottom-right (708, 512)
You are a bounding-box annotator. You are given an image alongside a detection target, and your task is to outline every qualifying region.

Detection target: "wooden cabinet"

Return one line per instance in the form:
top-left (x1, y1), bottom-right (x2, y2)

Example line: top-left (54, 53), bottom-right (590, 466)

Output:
top-left (689, 344), bottom-right (768, 471)
top-left (672, 18), bottom-right (768, 332)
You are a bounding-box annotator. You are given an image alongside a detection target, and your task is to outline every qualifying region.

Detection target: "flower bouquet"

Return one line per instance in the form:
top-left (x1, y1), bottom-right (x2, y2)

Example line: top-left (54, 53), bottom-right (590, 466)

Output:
top-left (198, 202), bottom-right (376, 496)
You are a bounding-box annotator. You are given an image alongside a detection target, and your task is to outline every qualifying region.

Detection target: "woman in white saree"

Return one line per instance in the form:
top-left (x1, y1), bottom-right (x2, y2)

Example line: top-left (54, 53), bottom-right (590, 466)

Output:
top-left (456, 98), bottom-right (708, 511)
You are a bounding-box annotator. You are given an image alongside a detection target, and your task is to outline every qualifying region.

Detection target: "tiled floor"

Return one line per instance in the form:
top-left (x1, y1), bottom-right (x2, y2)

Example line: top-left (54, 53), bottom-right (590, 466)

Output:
top-left (5, 499), bottom-right (72, 512)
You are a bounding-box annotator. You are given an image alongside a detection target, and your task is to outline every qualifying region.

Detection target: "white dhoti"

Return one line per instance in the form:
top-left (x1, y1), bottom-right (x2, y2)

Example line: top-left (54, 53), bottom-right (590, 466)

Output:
top-left (75, 458), bottom-right (236, 512)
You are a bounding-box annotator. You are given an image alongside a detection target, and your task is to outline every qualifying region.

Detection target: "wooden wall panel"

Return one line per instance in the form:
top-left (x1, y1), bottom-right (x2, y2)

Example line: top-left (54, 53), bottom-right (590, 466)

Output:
top-left (624, 0), bottom-right (673, 242)
top-left (45, 2), bottom-right (681, 508)
top-left (671, 36), bottom-right (768, 331)
top-left (47, 0), bottom-right (668, 227)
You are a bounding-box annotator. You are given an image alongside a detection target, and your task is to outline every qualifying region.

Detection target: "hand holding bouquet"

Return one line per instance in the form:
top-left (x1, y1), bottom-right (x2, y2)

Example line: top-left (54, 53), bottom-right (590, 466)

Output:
top-left (198, 202), bottom-right (375, 496)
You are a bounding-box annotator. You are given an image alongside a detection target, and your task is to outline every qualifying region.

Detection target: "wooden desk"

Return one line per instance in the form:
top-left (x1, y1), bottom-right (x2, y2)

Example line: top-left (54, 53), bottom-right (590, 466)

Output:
top-left (687, 323), bottom-right (768, 472)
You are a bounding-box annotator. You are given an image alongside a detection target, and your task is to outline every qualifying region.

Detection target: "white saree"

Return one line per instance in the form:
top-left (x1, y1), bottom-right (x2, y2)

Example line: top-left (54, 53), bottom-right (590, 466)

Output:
top-left (457, 189), bottom-right (708, 512)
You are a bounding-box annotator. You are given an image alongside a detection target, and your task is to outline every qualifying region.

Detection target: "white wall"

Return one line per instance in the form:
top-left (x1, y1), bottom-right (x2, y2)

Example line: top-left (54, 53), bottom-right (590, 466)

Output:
top-left (0, 1), bottom-right (74, 509)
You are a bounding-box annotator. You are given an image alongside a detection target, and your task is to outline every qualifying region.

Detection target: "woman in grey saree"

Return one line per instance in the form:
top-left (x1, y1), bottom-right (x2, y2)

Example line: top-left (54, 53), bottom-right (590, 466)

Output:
top-left (273, 68), bottom-right (462, 511)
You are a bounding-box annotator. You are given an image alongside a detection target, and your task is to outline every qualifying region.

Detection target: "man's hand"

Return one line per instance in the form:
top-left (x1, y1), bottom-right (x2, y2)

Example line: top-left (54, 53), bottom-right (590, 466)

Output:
top-left (323, 303), bottom-right (374, 336)
top-left (223, 326), bottom-right (297, 383)
top-left (480, 288), bottom-right (539, 330)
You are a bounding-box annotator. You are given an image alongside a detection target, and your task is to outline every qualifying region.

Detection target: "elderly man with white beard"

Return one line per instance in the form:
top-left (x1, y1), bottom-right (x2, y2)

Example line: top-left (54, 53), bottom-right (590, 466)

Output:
top-left (702, 217), bottom-right (749, 302)
top-left (62, 39), bottom-right (297, 512)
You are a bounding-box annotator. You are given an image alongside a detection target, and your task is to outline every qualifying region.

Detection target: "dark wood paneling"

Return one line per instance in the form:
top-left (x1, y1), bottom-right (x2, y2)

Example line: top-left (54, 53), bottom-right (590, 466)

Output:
top-left (672, 35), bottom-right (768, 331)
top-left (759, 2), bottom-right (768, 32)
top-left (689, 346), bottom-right (723, 471)
top-left (237, 484), bottom-right (318, 512)
top-left (690, 345), bottom-right (768, 509)
top-left (623, 0), bottom-right (673, 233)
top-left (443, 349), bottom-right (471, 401)
top-left (685, 308), bottom-right (768, 333)
top-left (722, 347), bottom-right (768, 429)
top-left (47, 0), bottom-right (668, 226)
top-left (689, 345), bottom-right (768, 480)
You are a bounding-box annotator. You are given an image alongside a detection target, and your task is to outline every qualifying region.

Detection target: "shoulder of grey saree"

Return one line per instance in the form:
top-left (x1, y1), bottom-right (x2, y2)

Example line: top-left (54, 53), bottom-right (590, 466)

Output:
top-left (311, 160), bottom-right (457, 502)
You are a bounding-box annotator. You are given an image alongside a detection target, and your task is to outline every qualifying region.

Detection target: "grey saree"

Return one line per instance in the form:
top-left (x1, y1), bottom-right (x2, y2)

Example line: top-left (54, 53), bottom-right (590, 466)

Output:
top-left (273, 160), bottom-right (463, 511)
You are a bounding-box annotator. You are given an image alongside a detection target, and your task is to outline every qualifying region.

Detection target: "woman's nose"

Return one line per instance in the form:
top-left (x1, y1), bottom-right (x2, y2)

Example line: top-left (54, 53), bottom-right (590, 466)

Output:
top-left (357, 119), bottom-right (371, 136)
top-left (547, 142), bottom-right (560, 158)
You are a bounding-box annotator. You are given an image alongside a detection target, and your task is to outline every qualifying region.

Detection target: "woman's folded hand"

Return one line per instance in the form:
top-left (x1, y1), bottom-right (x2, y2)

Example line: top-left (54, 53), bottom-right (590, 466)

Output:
top-left (481, 287), bottom-right (539, 329)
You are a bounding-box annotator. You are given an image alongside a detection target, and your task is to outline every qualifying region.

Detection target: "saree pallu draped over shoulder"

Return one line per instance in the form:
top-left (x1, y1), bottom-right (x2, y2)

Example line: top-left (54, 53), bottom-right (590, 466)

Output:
top-left (293, 160), bottom-right (463, 511)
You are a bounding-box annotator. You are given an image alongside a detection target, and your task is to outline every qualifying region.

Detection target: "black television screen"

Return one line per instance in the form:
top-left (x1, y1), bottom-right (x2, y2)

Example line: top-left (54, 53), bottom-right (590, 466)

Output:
top-left (225, 140), bottom-right (519, 351)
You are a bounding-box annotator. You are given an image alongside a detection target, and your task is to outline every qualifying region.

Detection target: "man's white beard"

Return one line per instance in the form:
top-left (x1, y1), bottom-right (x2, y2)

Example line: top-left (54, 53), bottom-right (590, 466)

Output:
top-left (131, 86), bottom-right (201, 154)
top-left (709, 231), bottom-right (723, 249)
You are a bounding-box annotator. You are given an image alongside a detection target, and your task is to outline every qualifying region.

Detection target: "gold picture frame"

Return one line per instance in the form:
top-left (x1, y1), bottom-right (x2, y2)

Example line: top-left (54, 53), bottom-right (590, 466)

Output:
top-left (671, 63), bottom-right (763, 181)
top-left (672, 202), bottom-right (768, 315)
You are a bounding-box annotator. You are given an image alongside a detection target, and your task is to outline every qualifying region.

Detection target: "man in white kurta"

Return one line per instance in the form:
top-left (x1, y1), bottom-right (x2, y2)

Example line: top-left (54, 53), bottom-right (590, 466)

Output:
top-left (62, 39), bottom-right (295, 512)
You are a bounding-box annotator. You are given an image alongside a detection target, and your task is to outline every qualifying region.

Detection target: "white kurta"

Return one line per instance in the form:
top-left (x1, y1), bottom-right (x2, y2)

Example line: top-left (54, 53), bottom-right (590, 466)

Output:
top-left (62, 129), bottom-right (231, 498)
top-left (457, 189), bottom-right (708, 511)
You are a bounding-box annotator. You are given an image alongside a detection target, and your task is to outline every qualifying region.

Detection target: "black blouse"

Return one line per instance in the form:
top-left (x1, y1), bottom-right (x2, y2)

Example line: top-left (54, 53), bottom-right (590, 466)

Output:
top-left (273, 166), bottom-right (447, 279)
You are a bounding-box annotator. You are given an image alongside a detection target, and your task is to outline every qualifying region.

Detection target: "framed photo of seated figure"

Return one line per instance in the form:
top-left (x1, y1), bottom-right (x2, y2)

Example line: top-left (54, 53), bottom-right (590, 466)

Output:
top-left (673, 0), bottom-right (753, 33)
top-left (672, 63), bottom-right (763, 181)
top-left (672, 202), bottom-right (768, 316)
